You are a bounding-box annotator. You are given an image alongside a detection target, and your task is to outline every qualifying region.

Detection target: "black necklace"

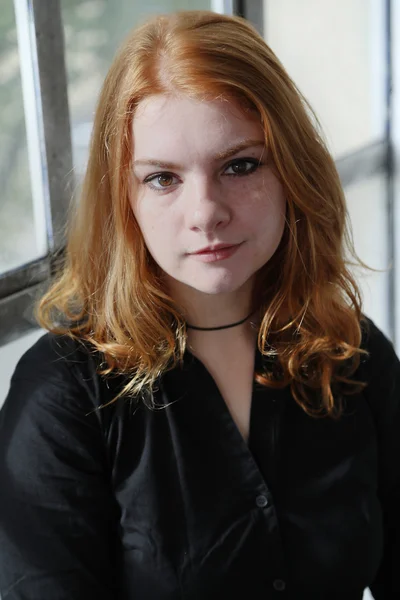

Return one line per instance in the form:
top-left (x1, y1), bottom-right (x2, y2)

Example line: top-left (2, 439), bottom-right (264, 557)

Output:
top-left (186, 311), bottom-right (254, 331)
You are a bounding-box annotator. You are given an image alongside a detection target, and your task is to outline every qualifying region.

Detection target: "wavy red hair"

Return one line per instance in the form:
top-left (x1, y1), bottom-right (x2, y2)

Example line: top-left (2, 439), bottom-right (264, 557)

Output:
top-left (37, 10), bottom-right (371, 417)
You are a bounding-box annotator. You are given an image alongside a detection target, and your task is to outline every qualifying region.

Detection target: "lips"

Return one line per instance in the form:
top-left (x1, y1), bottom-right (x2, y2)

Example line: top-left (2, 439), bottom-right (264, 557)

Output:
top-left (191, 243), bottom-right (239, 255)
top-left (188, 242), bottom-right (242, 263)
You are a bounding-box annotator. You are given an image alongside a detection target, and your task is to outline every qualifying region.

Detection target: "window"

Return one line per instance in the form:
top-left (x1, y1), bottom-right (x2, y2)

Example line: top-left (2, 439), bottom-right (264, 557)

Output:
top-left (263, 0), bottom-right (385, 158)
top-left (0, 0), bottom-right (72, 345)
top-left (345, 174), bottom-right (390, 336)
top-left (0, 0), bottom-right (46, 274)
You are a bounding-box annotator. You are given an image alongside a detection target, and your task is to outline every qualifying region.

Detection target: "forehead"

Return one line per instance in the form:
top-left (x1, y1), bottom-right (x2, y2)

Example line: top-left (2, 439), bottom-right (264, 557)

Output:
top-left (132, 94), bottom-right (263, 157)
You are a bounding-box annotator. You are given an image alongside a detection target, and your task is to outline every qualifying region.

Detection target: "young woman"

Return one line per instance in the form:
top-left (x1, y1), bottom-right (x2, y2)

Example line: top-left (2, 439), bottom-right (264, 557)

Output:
top-left (0, 10), bottom-right (398, 600)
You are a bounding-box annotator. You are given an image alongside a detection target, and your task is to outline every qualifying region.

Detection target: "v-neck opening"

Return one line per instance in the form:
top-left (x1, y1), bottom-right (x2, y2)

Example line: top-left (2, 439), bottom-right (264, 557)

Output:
top-left (182, 346), bottom-right (263, 449)
top-left (176, 345), bottom-right (288, 496)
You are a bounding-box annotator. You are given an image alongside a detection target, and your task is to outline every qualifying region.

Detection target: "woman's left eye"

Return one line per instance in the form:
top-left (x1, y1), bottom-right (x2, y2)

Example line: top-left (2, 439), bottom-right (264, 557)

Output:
top-left (224, 158), bottom-right (260, 176)
top-left (143, 173), bottom-right (179, 191)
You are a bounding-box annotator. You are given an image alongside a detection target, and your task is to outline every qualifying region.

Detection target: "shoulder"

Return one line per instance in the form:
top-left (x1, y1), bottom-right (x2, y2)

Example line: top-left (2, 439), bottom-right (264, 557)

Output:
top-left (12, 331), bottom-right (98, 383)
top-left (0, 335), bottom-right (115, 527)
top-left (2, 332), bottom-right (115, 430)
top-left (358, 315), bottom-right (400, 426)
top-left (360, 315), bottom-right (398, 377)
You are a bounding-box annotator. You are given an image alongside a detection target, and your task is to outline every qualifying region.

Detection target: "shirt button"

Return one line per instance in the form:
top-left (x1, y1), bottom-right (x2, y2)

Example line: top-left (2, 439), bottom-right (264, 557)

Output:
top-left (273, 579), bottom-right (286, 592)
top-left (255, 494), bottom-right (268, 508)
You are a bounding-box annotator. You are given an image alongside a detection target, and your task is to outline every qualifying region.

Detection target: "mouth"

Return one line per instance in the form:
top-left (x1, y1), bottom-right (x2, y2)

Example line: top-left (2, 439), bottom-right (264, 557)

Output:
top-left (188, 242), bottom-right (243, 263)
top-left (191, 243), bottom-right (240, 255)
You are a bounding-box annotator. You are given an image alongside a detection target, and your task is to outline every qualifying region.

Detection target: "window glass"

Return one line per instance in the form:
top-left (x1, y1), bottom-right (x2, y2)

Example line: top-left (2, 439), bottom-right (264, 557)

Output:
top-left (264, 0), bottom-right (386, 158)
top-left (62, 0), bottom-right (212, 178)
top-left (0, 1), bottom-right (44, 274)
top-left (345, 174), bottom-right (390, 338)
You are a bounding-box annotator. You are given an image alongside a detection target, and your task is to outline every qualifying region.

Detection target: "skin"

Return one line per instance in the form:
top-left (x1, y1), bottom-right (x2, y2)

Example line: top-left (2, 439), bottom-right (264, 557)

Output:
top-left (130, 94), bottom-right (286, 329)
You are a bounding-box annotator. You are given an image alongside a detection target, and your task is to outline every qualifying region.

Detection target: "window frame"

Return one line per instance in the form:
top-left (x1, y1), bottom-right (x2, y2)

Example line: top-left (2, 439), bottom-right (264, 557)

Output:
top-left (0, 0), bottom-right (72, 346)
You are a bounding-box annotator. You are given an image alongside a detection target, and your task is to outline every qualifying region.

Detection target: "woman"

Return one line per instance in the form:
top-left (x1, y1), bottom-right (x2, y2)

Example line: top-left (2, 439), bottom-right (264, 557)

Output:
top-left (0, 10), bottom-right (398, 600)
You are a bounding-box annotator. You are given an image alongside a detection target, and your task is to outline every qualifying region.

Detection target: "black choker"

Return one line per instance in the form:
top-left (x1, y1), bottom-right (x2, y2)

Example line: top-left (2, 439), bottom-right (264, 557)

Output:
top-left (186, 312), bottom-right (254, 331)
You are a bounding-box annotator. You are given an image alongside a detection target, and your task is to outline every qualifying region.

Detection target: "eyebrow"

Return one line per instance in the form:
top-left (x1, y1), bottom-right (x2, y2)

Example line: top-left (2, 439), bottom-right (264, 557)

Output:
top-left (132, 139), bottom-right (266, 169)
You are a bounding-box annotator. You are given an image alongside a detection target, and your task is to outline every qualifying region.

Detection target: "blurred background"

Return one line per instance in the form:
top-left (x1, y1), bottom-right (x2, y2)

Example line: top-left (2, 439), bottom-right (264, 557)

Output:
top-left (0, 2), bottom-right (397, 597)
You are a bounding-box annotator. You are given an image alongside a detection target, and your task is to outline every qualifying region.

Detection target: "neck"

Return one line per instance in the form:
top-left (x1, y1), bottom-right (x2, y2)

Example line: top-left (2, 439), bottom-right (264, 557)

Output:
top-left (186, 314), bottom-right (259, 364)
top-left (170, 280), bottom-right (254, 331)
top-left (165, 277), bottom-right (261, 352)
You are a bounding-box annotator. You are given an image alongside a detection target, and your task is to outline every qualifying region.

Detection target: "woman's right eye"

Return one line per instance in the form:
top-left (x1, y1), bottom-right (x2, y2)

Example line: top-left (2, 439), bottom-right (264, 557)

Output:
top-left (143, 173), bottom-right (179, 191)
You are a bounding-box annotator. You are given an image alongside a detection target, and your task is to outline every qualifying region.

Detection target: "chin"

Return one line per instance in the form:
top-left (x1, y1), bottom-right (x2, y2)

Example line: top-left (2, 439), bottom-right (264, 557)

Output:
top-left (186, 274), bottom-right (252, 296)
top-left (164, 266), bottom-right (258, 297)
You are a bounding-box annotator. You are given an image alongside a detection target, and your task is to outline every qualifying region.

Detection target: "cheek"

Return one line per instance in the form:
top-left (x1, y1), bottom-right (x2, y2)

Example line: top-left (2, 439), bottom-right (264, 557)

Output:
top-left (132, 203), bottom-right (155, 246)
top-left (236, 181), bottom-right (286, 238)
top-left (139, 215), bottom-right (163, 248)
top-left (132, 203), bottom-right (177, 260)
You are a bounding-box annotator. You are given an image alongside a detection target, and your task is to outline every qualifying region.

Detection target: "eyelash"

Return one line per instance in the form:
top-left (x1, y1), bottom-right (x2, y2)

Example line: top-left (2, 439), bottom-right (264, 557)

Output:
top-left (142, 157), bottom-right (262, 193)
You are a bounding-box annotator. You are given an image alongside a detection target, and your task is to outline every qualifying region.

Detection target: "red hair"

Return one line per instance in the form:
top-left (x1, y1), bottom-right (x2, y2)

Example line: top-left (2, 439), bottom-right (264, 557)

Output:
top-left (37, 10), bottom-right (369, 417)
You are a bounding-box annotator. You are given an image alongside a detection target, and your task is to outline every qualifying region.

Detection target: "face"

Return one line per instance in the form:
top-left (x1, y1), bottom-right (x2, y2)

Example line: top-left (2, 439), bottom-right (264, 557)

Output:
top-left (131, 94), bottom-right (286, 301)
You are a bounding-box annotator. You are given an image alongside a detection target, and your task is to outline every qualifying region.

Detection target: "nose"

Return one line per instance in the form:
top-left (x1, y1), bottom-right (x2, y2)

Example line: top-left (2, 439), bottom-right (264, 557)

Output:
top-left (186, 176), bottom-right (231, 233)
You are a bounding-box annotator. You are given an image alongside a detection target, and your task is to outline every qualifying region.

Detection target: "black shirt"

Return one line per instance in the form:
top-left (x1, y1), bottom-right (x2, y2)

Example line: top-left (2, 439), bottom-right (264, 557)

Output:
top-left (0, 317), bottom-right (399, 599)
